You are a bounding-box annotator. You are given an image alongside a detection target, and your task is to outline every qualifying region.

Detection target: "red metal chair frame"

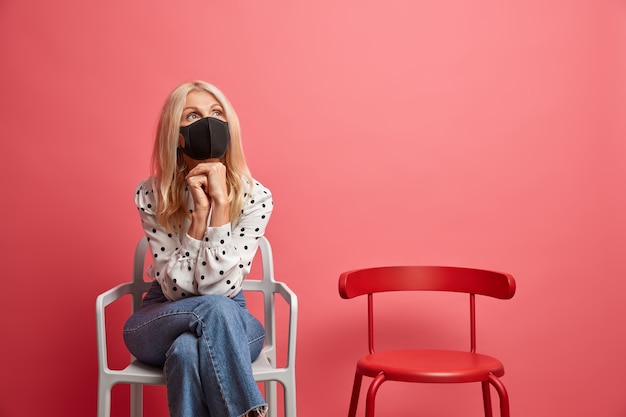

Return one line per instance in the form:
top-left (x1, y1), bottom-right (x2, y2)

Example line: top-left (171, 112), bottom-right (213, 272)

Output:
top-left (339, 266), bottom-right (516, 417)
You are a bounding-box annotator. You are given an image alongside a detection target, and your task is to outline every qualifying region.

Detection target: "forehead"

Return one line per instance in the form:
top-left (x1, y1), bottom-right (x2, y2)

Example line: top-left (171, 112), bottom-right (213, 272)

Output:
top-left (184, 90), bottom-right (220, 108)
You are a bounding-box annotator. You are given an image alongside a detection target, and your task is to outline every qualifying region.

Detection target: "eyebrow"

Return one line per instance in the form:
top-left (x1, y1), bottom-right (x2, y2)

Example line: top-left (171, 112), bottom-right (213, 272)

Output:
top-left (183, 104), bottom-right (222, 112)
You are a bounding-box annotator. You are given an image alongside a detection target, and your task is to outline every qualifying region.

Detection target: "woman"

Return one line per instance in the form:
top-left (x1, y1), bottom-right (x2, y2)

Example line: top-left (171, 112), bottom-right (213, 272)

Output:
top-left (123, 80), bottom-right (273, 417)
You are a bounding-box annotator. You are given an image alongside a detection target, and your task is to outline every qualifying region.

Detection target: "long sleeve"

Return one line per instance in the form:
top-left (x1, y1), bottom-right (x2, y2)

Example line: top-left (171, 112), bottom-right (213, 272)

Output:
top-left (134, 177), bottom-right (273, 301)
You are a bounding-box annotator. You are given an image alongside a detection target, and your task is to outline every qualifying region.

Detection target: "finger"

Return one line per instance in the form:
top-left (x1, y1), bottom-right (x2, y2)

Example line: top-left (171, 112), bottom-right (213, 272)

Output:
top-left (186, 162), bottom-right (224, 179)
top-left (186, 175), bottom-right (208, 191)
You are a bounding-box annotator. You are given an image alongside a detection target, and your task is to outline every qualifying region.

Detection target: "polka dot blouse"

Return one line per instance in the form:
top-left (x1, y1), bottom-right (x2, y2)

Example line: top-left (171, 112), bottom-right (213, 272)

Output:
top-left (135, 177), bottom-right (273, 301)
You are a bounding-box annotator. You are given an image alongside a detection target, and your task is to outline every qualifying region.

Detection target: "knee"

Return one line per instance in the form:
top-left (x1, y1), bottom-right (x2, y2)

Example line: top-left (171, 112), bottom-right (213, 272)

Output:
top-left (165, 332), bottom-right (198, 368)
top-left (193, 295), bottom-right (242, 325)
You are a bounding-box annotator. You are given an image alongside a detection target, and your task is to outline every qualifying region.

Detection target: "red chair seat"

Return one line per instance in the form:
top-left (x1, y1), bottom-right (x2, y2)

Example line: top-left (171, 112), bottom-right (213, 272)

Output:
top-left (357, 349), bottom-right (504, 383)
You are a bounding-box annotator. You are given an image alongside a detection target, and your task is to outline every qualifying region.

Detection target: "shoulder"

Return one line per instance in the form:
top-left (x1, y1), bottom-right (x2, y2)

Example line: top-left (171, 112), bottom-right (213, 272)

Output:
top-left (244, 177), bottom-right (272, 203)
top-left (250, 177), bottom-right (271, 196)
top-left (134, 177), bottom-right (157, 214)
top-left (237, 176), bottom-right (273, 219)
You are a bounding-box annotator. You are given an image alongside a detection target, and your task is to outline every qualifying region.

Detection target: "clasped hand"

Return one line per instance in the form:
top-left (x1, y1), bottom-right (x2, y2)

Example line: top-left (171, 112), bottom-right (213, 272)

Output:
top-left (186, 162), bottom-right (228, 212)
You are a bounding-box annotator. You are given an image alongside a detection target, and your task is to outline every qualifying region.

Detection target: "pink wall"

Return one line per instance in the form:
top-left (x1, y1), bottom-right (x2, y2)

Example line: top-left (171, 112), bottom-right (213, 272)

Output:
top-left (1, 1), bottom-right (624, 416)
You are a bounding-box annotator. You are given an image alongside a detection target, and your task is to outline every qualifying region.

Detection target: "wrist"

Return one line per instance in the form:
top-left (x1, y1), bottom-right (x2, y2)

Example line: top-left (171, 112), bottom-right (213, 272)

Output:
top-left (209, 200), bottom-right (230, 227)
top-left (189, 210), bottom-right (209, 240)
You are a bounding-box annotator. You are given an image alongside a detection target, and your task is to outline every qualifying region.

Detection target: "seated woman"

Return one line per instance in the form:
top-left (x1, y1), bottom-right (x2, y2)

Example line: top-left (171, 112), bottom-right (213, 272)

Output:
top-left (123, 80), bottom-right (273, 417)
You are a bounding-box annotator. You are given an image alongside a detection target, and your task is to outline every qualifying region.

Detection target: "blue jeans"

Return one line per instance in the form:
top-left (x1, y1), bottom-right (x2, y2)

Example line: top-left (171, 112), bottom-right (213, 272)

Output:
top-left (123, 281), bottom-right (267, 417)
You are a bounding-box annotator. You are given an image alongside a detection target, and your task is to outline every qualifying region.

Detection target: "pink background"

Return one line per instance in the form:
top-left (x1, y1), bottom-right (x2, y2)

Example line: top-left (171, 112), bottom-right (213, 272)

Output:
top-left (1, 1), bottom-right (625, 416)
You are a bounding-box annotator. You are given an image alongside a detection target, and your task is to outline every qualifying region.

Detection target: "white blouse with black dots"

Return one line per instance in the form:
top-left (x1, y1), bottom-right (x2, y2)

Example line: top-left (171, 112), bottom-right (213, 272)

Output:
top-left (134, 177), bottom-right (273, 301)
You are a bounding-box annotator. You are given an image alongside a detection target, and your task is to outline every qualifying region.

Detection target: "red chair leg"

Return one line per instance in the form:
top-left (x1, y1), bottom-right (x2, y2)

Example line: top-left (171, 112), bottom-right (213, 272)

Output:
top-left (348, 371), bottom-right (363, 417)
top-left (482, 381), bottom-right (493, 417)
top-left (488, 374), bottom-right (510, 417)
top-left (365, 373), bottom-right (386, 417)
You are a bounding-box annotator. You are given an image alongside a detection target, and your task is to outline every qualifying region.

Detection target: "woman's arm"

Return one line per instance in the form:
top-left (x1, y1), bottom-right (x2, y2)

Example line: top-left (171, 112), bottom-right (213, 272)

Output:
top-left (195, 180), bottom-right (273, 297)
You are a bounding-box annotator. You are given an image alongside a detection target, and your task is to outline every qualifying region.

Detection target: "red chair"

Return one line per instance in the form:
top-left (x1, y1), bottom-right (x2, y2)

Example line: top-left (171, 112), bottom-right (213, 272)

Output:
top-left (339, 266), bottom-right (516, 417)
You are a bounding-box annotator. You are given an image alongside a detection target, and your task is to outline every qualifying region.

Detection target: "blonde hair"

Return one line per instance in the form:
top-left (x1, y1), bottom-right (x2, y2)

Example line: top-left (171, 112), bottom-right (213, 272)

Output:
top-left (151, 80), bottom-right (253, 232)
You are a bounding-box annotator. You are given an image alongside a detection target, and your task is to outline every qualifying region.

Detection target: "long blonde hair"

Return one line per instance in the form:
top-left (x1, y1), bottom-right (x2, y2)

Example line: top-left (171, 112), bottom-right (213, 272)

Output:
top-left (151, 80), bottom-right (253, 232)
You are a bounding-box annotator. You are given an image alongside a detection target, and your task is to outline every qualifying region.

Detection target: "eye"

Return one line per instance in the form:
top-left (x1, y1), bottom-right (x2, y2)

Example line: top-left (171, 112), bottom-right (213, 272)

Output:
top-left (186, 112), bottom-right (200, 121)
top-left (210, 109), bottom-right (223, 117)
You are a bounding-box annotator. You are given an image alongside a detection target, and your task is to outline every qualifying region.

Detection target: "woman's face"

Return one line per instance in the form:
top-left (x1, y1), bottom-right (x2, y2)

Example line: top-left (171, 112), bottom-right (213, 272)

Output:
top-left (179, 90), bottom-right (227, 168)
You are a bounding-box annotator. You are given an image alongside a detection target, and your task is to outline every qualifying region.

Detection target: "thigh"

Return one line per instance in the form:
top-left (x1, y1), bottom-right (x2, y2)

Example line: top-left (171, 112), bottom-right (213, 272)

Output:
top-left (124, 291), bottom-right (264, 366)
top-left (123, 295), bottom-right (220, 366)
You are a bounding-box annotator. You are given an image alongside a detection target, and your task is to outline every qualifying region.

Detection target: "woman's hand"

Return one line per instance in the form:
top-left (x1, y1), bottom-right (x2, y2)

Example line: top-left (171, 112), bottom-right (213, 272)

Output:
top-left (187, 162), bottom-right (228, 205)
top-left (186, 162), bottom-right (230, 229)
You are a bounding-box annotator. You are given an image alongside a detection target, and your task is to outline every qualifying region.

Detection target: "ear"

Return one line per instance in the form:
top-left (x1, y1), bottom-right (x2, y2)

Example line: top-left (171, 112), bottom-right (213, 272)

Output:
top-left (178, 133), bottom-right (185, 149)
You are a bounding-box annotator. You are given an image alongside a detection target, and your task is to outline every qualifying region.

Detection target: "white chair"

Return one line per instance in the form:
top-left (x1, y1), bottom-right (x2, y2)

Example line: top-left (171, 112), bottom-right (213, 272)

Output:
top-left (96, 236), bottom-right (297, 417)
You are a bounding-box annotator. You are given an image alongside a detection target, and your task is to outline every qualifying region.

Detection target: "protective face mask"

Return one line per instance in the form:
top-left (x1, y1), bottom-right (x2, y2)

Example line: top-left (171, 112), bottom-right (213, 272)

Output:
top-left (179, 117), bottom-right (230, 160)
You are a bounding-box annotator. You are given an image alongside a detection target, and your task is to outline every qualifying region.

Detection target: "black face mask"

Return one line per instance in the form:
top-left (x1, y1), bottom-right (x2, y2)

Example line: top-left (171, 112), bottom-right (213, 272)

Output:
top-left (179, 117), bottom-right (230, 160)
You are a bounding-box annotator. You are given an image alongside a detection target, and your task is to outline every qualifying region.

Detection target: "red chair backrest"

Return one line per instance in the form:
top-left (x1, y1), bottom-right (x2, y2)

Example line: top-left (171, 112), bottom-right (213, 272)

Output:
top-left (339, 266), bottom-right (516, 299)
top-left (339, 266), bottom-right (516, 354)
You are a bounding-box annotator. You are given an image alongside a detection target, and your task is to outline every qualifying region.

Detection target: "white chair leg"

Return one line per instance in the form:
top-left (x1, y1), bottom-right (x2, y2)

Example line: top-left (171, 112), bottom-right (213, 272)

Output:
top-left (266, 380), bottom-right (278, 417)
top-left (97, 384), bottom-right (111, 417)
top-left (284, 378), bottom-right (297, 417)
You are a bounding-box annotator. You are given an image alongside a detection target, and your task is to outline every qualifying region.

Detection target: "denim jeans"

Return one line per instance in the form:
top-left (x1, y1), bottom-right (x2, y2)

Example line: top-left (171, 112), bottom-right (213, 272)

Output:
top-left (123, 281), bottom-right (267, 417)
